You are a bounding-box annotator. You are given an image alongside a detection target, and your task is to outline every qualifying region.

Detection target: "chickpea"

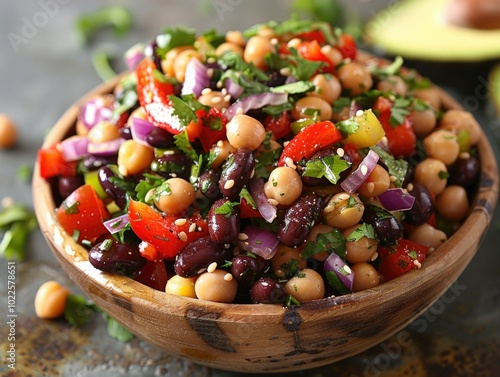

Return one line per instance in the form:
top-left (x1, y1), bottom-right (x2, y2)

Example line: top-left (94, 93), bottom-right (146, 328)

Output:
top-left (264, 167), bottom-right (303, 206)
top-left (376, 75), bottom-right (408, 97)
top-left (226, 114), bottom-right (266, 150)
top-left (198, 90), bottom-right (230, 112)
top-left (337, 62), bottom-right (373, 96)
top-left (215, 42), bottom-right (243, 56)
top-left (34, 280), bottom-right (70, 319)
top-left (161, 46), bottom-right (190, 77)
top-left (351, 263), bottom-right (380, 292)
top-left (309, 74), bottom-right (342, 105)
top-left (423, 129), bottom-right (460, 165)
top-left (435, 185), bottom-right (469, 221)
top-left (306, 224), bottom-right (334, 261)
top-left (271, 244), bottom-right (307, 274)
top-left (173, 49), bottom-right (202, 82)
top-left (410, 107), bottom-right (437, 138)
top-left (153, 178), bottom-right (195, 215)
top-left (209, 140), bottom-right (236, 168)
top-left (127, 107), bottom-right (148, 126)
top-left (343, 225), bottom-right (379, 264)
top-left (118, 139), bottom-right (155, 176)
top-left (407, 223), bottom-right (447, 250)
top-left (87, 121), bottom-right (121, 143)
top-left (291, 96), bottom-right (333, 121)
top-left (440, 109), bottom-right (481, 146)
top-left (243, 36), bottom-right (274, 69)
top-left (0, 114), bottom-right (17, 149)
top-left (320, 45), bottom-right (344, 67)
top-left (195, 269), bottom-right (238, 303)
top-left (357, 164), bottom-right (391, 197)
top-left (414, 157), bottom-right (448, 196)
top-left (323, 192), bottom-right (364, 229)
top-left (225, 30), bottom-right (246, 47)
top-left (412, 87), bottom-right (441, 110)
top-left (165, 275), bottom-right (197, 298)
top-left (285, 269), bottom-right (325, 302)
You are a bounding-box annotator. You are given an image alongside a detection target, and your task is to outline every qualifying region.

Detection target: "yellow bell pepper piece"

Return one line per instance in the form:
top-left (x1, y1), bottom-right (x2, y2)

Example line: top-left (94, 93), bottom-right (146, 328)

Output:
top-left (343, 109), bottom-right (385, 148)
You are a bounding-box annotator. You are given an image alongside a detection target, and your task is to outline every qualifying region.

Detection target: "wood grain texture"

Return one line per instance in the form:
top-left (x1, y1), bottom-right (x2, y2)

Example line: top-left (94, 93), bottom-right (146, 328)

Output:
top-left (32, 59), bottom-right (499, 373)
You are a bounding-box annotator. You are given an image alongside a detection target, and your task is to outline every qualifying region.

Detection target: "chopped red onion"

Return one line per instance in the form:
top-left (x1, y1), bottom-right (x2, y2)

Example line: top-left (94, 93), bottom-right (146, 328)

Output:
top-left (78, 98), bottom-right (114, 130)
top-left (378, 188), bottom-right (415, 211)
top-left (348, 100), bottom-right (363, 117)
top-left (224, 78), bottom-right (244, 99)
top-left (224, 92), bottom-right (288, 120)
top-left (236, 225), bottom-right (280, 260)
top-left (249, 178), bottom-right (277, 223)
top-left (88, 138), bottom-right (125, 156)
top-left (124, 43), bottom-right (145, 71)
top-left (340, 150), bottom-right (380, 193)
top-left (60, 136), bottom-right (89, 162)
top-left (104, 214), bottom-right (130, 234)
top-left (324, 253), bottom-right (354, 292)
top-left (130, 117), bottom-right (155, 146)
top-left (181, 58), bottom-right (210, 97)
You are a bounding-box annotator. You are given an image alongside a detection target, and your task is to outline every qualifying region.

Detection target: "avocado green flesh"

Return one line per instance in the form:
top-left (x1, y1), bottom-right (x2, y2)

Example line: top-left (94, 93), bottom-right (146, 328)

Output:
top-left (491, 64), bottom-right (500, 115)
top-left (365, 0), bottom-right (500, 62)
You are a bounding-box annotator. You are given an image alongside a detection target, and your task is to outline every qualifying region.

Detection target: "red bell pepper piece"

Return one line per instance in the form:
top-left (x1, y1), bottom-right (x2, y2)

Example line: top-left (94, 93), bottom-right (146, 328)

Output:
top-left (377, 239), bottom-right (428, 282)
top-left (38, 144), bottom-right (78, 179)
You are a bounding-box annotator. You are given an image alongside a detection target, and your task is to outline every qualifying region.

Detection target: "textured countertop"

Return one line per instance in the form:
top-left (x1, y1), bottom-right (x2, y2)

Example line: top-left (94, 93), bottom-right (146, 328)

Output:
top-left (1, 1), bottom-right (499, 376)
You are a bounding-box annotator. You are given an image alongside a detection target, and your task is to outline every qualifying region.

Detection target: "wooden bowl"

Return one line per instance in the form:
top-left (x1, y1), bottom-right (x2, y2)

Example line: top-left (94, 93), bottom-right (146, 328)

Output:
top-left (32, 70), bottom-right (499, 374)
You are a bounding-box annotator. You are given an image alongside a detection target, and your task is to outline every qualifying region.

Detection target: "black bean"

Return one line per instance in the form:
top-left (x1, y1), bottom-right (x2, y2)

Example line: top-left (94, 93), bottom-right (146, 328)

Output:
top-left (230, 255), bottom-right (261, 286)
top-left (278, 193), bottom-right (323, 247)
top-left (146, 127), bottom-right (176, 149)
top-left (82, 155), bottom-right (117, 171)
top-left (219, 148), bottom-right (255, 200)
top-left (98, 166), bottom-right (127, 210)
top-left (89, 238), bottom-right (146, 275)
top-left (404, 181), bottom-right (434, 225)
top-left (58, 175), bottom-right (85, 199)
top-left (250, 277), bottom-right (286, 304)
top-left (199, 168), bottom-right (221, 199)
top-left (150, 153), bottom-right (191, 180)
top-left (362, 204), bottom-right (404, 246)
top-left (208, 199), bottom-right (240, 243)
top-left (174, 236), bottom-right (231, 278)
top-left (118, 126), bottom-right (132, 140)
top-left (448, 154), bottom-right (480, 189)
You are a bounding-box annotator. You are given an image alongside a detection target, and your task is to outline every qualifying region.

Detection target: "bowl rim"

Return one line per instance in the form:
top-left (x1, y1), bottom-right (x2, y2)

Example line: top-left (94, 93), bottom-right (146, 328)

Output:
top-left (32, 60), bottom-right (499, 322)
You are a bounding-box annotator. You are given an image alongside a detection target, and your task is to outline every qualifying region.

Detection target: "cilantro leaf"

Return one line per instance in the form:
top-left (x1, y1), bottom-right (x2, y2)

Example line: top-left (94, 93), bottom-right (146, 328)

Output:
top-left (332, 96), bottom-right (351, 113)
top-left (214, 200), bottom-right (239, 218)
top-left (167, 95), bottom-right (199, 130)
top-left (335, 117), bottom-right (359, 138)
top-left (301, 228), bottom-right (346, 260)
top-left (155, 27), bottom-right (196, 57)
top-left (135, 174), bottom-right (165, 203)
top-left (174, 130), bottom-right (198, 161)
top-left (390, 98), bottom-right (411, 127)
top-left (240, 188), bottom-right (257, 210)
top-left (302, 155), bottom-right (350, 185)
top-left (370, 56), bottom-right (404, 78)
top-left (370, 146), bottom-right (408, 188)
top-left (102, 313), bottom-right (135, 343)
top-left (64, 294), bottom-right (99, 327)
top-left (346, 223), bottom-right (377, 242)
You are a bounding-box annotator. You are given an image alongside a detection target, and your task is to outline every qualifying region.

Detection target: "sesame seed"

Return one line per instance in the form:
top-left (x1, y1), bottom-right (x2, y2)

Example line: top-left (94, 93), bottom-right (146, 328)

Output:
top-left (413, 260), bottom-right (422, 269)
top-left (206, 68), bottom-right (214, 78)
top-left (355, 109), bottom-right (364, 117)
top-left (338, 193), bottom-right (350, 201)
top-left (221, 88), bottom-right (228, 96)
top-left (238, 233), bottom-right (249, 241)
top-left (370, 251), bottom-right (378, 261)
top-left (224, 179), bottom-right (235, 189)
top-left (224, 94), bottom-right (231, 103)
top-left (207, 262), bottom-right (217, 273)
top-left (201, 88), bottom-right (212, 95)
top-left (236, 107), bottom-right (244, 115)
top-left (178, 231), bottom-right (188, 242)
top-left (460, 152), bottom-right (470, 159)
top-left (274, 269), bottom-right (285, 278)
top-left (197, 268), bottom-right (207, 274)
top-left (283, 141), bottom-right (290, 148)
top-left (344, 265), bottom-right (352, 274)
top-left (224, 273), bottom-right (233, 282)
top-left (217, 140), bottom-right (224, 147)
top-left (216, 81), bottom-right (223, 88)
top-left (367, 182), bottom-right (375, 193)
top-left (250, 168), bottom-right (255, 179)
top-left (360, 165), bottom-right (368, 176)
top-left (197, 226), bottom-right (203, 232)
top-left (211, 96), bottom-right (222, 104)
top-left (389, 175), bottom-right (397, 182)
top-left (207, 57), bottom-right (216, 64)
top-left (174, 218), bottom-right (187, 226)
top-left (270, 37), bottom-right (279, 45)
top-left (337, 147), bottom-right (345, 157)
top-left (189, 223), bottom-right (197, 233)
top-left (406, 183), bottom-right (414, 192)
top-left (170, 173), bottom-right (177, 178)
top-left (268, 198), bottom-right (279, 206)
top-left (285, 157), bottom-right (296, 169)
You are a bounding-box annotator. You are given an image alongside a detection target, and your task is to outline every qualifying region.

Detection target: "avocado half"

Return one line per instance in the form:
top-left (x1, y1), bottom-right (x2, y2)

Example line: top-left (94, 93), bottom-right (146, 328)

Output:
top-left (365, 0), bottom-right (500, 62)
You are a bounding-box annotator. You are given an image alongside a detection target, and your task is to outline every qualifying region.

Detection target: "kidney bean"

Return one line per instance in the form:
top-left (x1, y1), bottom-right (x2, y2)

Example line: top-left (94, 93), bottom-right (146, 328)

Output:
top-left (146, 127), bottom-right (175, 149)
top-left (58, 175), bottom-right (85, 199)
top-left (278, 193), bottom-right (323, 247)
top-left (174, 236), bottom-right (231, 278)
top-left (219, 148), bottom-right (255, 200)
top-left (150, 153), bottom-right (191, 180)
top-left (118, 126), bottom-right (132, 140)
top-left (89, 238), bottom-right (146, 274)
top-left (362, 204), bottom-right (404, 245)
top-left (405, 181), bottom-right (434, 225)
top-left (199, 168), bottom-right (221, 199)
top-left (98, 166), bottom-right (127, 210)
top-left (82, 155), bottom-right (117, 171)
top-left (230, 254), bottom-right (261, 286)
top-left (448, 154), bottom-right (480, 189)
top-left (250, 277), bottom-right (286, 304)
top-left (208, 199), bottom-right (241, 243)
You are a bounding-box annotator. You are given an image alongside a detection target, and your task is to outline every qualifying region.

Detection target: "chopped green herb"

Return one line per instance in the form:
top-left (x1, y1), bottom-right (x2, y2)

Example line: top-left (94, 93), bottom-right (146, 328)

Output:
top-left (174, 129), bottom-right (198, 161)
top-left (168, 95), bottom-right (199, 133)
top-left (370, 56), bottom-right (404, 78)
top-left (370, 146), bottom-right (408, 188)
top-left (102, 313), bottom-right (135, 343)
top-left (0, 203), bottom-right (38, 262)
top-left (325, 270), bottom-right (351, 294)
top-left (91, 50), bottom-right (116, 81)
top-left (64, 201), bottom-right (80, 215)
top-left (270, 81), bottom-right (315, 94)
top-left (346, 223), bottom-right (377, 242)
top-left (390, 98), bottom-right (411, 127)
top-left (302, 154), bottom-right (350, 185)
top-left (64, 294), bottom-right (99, 327)
top-left (155, 27), bottom-right (197, 57)
top-left (336, 117), bottom-right (360, 138)
top-left (214, 200), bottom-right (239, 218)
top-left (135, 173), bottom-right (165, 203)
top-left (301, 228), bottom-right (346, 259)
top-left (16, 165), bottom-right (32, 183)
top-left (240, 188), bottom-right (257, 209)
top-left (438, 170), bottom-right (450, 180)
top-left (286, 294), bottom-right (301, 307)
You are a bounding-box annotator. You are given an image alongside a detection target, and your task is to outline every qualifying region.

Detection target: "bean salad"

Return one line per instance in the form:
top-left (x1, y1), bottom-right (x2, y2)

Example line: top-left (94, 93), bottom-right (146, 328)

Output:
top-left (38, 18), bottom-right (482, 305)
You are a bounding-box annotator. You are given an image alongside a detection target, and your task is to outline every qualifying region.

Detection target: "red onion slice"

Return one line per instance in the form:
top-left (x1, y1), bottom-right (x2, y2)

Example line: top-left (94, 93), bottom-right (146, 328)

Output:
top-left (60, 136), bottom-right (89, 162)
top-left (340, 150), bottom-right (380, 193)
top-left (225, 78), bottom-right (244, 99)
top-left (78, 98), bottom-right (114, 130)
top-left (130, 117), bottom-right (155, 146)
top-left (249, 178), bottom-right (277, 223)
top-left (104, 214), bottom-right (130, 234)
top-left (236, 225), bottom-right (280, 260)
top-left (181, 58), bottom-right (210, 97)
top-left (377, 188), bottom-right (415, 211)
top-left (324, 252), bottom-right (354, 292)
top-left (124, 43), bottom-right (145, 71)
top-left (224, 92), bottom-right (288, 121)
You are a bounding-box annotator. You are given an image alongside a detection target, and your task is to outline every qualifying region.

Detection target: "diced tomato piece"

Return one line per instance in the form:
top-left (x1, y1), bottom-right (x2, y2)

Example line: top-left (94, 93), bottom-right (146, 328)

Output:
top-left (278, 120), bottom-right (342, 166)
top-left (38, 144), bottom-right (78, 179)
top-left (298, 40), bottom-right (335, 73)
top-left (128, 199), bottom-right (208, 260)
top-left (337, 34), bottom-right (357, 60)
top-left (239, 198), bottom-right (262, 219)
top-left (199, 107), bottom-right (228, 152)
top-left (377, 239), bottom-right (428, 282)
top-left (55, 184), bottom-right (110, 243)
top-left (133, 259), bottom-right (168, 291)
top-left (296, 30), bottom-right (327, 44)
top-left (342, 143), bottom-right (363, 166)
top-left (263, 111), bottom-right (292, 140)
